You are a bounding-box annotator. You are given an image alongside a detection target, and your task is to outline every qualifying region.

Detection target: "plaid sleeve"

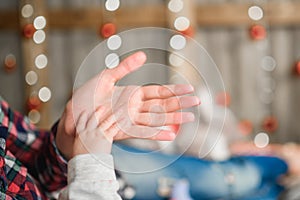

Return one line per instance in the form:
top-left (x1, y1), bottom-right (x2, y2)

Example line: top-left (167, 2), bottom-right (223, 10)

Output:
top-left (0, 125), bottom-right (10, 199)
top-left (34, 122), bottom-right (68, 193)
top-left (0, 125), bottom-right (48, 200)
top-left (0, 96), bottom-right (67, 194)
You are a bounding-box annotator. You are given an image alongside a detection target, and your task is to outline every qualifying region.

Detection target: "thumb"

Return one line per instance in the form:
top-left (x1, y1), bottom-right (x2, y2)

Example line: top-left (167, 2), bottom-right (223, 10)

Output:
top-left (103, 51), bottom-right (147, 84)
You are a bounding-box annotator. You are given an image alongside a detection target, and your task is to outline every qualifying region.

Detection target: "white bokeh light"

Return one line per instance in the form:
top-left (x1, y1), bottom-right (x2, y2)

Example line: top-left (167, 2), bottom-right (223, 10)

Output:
top-left (261, 56), bottom-right (276, 72)
top-left (123, 187), bottom-right (136, 199)
top-left (33, 30), bottom-right (46, 44)
top-left (107, 35), bottom-right (122, 50)
top-left (25, 71), bottom-right (38, 85)
top-left (169, 34), bottom-right (186, 50)
top-left (105, 0), bottom-right (120, 11)
top-left (105, 53), bottom-right (120, 69)
top-left (261, 77), bottom-right (276, 92)
top-left (248, 6), bottom-right (264, 21)
top-left (4, 54), bottom-right (16, 68)
top-left (254, 132), bottom-right (269, 148)
top-left (168, 0), bottom-right (184, 13)
top-left (21, 4), bottom-right (34, 18)
top-left (259, 91), bottom-right (274, 104)
top-left (28, 109), bottom-right (41, 124)
top-left (38, 87), bottom-right (51, 102)
top-left (35, 54), bottom-right (48, 69)
top-left (174, 16), bottom-right (190, 31)
top-left (33, 16), bottom-right (47, 30)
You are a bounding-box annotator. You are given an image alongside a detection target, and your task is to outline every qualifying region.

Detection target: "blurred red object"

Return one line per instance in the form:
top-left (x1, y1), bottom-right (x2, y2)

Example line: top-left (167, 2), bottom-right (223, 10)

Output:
top-left (262, 116), bottom-right (278, 133)
top-left (27, 96), bottom-right (41, 110)
top-left (294, 61), bottom-right (300, 76)
top-left (216, 91), bottom-right (231, 107)
top-left (238, 120), bottom-right (253, 136)
top-left (4, 54), bottom-right (17, 72)
top-left (249, 24), bottom-right (266, 40)
top-left (179, 26), bottom-right (195, 38)
top-left (168, 124), bottom-right (180, 134)
top-left (23, 24), bottom-right (36, 39)
top-left (100, 23), bottom-right (116, 38)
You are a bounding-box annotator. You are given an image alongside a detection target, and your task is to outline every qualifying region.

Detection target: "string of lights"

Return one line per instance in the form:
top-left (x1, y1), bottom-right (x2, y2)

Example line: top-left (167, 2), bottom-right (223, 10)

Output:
top-left (246, 2), bottom-right (277, 147)
top-left (19, 0), bottom-right (51, 126)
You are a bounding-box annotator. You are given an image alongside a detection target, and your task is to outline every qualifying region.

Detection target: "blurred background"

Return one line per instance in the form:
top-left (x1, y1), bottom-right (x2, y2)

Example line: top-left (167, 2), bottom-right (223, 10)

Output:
top-left (0, 0), bottom-right (300, 146)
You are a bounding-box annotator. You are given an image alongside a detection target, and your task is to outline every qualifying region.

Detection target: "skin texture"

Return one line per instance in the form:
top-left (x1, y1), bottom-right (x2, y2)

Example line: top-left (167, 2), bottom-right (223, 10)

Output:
top-left (72, 108), bottom-right (114, 156)
top-left (55, 51), bottom-right (201, 160)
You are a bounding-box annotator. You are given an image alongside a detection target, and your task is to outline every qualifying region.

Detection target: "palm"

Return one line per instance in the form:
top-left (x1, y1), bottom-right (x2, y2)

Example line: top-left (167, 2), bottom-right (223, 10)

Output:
top-left (58, 51), bottom-right (200, 159)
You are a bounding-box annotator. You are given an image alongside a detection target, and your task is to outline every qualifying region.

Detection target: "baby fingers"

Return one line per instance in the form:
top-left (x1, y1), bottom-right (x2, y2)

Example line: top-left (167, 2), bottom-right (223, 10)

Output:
top-left (76, 111), bottom-right (88, 133)
top-left (113, 125), bottom-right (176, 141)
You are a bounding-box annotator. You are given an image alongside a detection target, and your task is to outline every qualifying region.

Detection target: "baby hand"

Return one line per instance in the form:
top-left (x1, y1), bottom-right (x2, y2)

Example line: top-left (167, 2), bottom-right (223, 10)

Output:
top-left (72, 107), bottom-right (118, 157)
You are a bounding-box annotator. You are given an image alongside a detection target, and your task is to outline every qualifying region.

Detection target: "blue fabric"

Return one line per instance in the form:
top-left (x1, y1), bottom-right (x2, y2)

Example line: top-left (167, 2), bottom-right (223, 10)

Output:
top-left (0, 126), bottom-right (8, 140)
top-left (112, 143), bottom-right (288, 200)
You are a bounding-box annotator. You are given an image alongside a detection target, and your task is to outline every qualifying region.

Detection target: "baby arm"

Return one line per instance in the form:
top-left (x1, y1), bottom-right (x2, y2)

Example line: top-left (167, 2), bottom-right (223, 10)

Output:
top-left (59, 108), bottom-right (121, 200)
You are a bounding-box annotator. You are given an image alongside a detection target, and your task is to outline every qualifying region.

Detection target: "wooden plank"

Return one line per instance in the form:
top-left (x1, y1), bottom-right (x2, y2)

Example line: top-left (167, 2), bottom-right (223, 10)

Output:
top-left (2, 2), bottom-right (300, 30)
top-left (196, 3), bottom-right (252, 27)
top-left (114, 5), bottom-right (166, 29)
top-left (196, 2), bottom-right (300, 27)
top-left (47, 6), bottom-right (166, 30)
top-left (265, 2), bottom-right (300, 26)
top-left (48, 8), bottom-right (103, 29)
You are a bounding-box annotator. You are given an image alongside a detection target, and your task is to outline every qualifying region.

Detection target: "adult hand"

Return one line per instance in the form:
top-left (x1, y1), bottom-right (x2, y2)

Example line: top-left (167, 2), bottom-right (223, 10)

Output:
top-left (56, 51), bottom-right (200, 159)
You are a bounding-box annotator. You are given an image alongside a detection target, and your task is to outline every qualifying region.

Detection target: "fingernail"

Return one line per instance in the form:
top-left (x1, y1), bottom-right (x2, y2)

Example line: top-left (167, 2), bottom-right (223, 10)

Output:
top-left (175, 84), bottom-right (194, 94)
top-left (182, 85), bottom-right (194, 93)
top-left (169, 132), bottom-right (176, 140)
top-left (181, 97), bottom-right (200, 107)
top-left (185, 113), bottom-right (195, 122)
top-left (187, 85), bottom-right (194, 92)
top-left (196, 97), bottom-right (201, 105)
top-left (136, 51), bottom-right (146, 60)
top-left (192, 96), bottom-right (201, 105)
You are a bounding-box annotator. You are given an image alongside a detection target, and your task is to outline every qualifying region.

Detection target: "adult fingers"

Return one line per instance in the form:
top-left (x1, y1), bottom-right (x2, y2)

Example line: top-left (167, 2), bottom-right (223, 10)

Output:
top-left (140, 84), bottom-right (194, 100)
top-left (102, 51), bottom-right (146, 84)
top-left (140, 96), bottom-right (200, 113)
top-left (113, 125), bottom-right (176, 141)
top-left (133, 112), bottom-right (195, 126)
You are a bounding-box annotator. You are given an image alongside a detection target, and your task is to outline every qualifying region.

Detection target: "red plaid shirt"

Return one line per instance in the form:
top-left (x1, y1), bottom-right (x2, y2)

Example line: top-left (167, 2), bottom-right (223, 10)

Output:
top-left (0, 96), bottom-right (67, 199)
